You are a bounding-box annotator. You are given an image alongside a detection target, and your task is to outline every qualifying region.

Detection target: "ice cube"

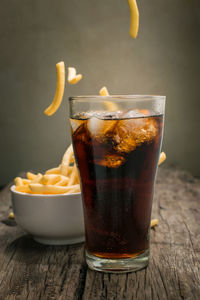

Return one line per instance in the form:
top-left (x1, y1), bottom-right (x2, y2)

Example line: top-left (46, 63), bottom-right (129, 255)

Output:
top-left (113, 117), bottom-right (158, 153)
top-left (123, 109), bottom-right (150, 119)
top-left (87, 117), bottom-right (116, 139)
top-left (123, 110), bottom-right (145, 119)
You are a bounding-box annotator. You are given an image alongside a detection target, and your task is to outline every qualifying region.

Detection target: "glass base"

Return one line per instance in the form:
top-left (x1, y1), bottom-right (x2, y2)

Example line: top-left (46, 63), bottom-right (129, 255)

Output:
top-left (86, 249), bottom-right (149, 273)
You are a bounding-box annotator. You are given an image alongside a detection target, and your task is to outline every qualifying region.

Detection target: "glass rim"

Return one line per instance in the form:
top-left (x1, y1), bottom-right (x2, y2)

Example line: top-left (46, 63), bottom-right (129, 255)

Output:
top-left (69, 95), bottom-right (166, 102)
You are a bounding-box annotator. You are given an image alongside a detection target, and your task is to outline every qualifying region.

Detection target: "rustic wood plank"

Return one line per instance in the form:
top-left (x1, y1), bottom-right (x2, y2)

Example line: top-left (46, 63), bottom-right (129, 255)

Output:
top-left (0, 167), bottom-right (199, 300)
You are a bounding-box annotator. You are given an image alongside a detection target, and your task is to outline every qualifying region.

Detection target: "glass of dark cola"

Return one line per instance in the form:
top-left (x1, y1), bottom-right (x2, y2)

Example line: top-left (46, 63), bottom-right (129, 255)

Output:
top-left (69, 95), bottom-right (165, 273)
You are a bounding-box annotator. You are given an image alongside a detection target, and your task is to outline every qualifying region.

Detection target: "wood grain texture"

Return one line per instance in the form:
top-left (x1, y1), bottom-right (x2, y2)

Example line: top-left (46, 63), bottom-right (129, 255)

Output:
top-left (0, 167), bottom-right (199, 300)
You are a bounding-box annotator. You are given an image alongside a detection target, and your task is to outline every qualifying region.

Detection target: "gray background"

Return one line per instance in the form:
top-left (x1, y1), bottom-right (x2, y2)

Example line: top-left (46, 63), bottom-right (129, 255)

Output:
top-left (0, 0), bottom-right (200, 185)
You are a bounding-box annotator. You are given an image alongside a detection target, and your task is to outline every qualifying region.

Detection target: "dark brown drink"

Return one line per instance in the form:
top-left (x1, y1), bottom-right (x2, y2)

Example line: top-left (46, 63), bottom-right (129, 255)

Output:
top-left (70, 110), bottom-right (163, 259)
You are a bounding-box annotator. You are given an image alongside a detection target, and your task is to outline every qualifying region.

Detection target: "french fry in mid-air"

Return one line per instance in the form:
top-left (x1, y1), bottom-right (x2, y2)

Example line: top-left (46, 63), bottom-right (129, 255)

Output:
top-left (44, 61), bottom-right (65, 116)
top-left (127, 0), bottom-right (139, 39)
top-left (99, 86), bottom-right (109, 96)
top-left (68, 67), bottom-right (82, 85)
top-left (99, 86), bottom-right (118, 111)
top-left (158, 152), bottom-right (166, 166)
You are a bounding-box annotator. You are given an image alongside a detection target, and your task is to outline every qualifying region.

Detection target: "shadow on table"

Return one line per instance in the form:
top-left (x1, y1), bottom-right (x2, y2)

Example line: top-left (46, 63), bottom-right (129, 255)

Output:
top-left (4, 234), bottom-right (85, 264)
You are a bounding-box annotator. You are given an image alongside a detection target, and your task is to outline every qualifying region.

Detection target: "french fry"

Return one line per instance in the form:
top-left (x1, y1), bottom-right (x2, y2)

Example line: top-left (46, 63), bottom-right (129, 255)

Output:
top-left (68, 67), bottom-right (82, 85)
top-left (151, 219), bottom-right (159, 228)
top-left (32, 173), bottom-right (43, 184)
top-left (29, 183), bottom-right (80, 194)
top-left (66, 166), bottom-right (73, 175)
top-left (42, 174), bottom-right (61, 185)
top-left (99, 86), bottom-right (109, 96)
top-left (22, 179), bottom-right (31, 185)
top-left (127, 0), bottom-right (139, 39)
top-left (61, 165), bottom-right (73, 177)
top-left (15, 185), bottom-right (31, 193)
top-left (44, 61), bottom-right (65, 116)
top-left (56, 177), bottom-right (70, 186)
top-left (9, 212), bottom-right (15, 219)
top-left (68, 164), bottom-right (79, 186)
top-left (45, 166), bottom-right (61, 175)
top-left (68, 184), bottom-right (81, 193)
top-left (158, 152), bottom-right (166, 166)
top-left (60, 144), bottom-right (74, 176)
top-left (70, 156), bottom-right (75, 164)
top-left (75, 171), bottom-right (80, 184)
top-left (14, 177), bottom-right (23, 186)
top-left (26, 172), bottom-right (37, 180)
top-left (74, 165), bottom-right (80, 184)
top-left (99, 86), bottom-right (118, 111)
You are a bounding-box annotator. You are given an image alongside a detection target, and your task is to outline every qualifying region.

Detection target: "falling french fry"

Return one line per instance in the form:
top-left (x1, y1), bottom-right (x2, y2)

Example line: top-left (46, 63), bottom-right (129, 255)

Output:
top-left (68, 67), bottom-right (82, 85)
top-left (158, 152), bottom-right (166, 166)
top-left (44, 61), bottom-right (65, 116)
top-left (99, 86), bottom-right (109, 96)
top-left (127, 0), bottom-right (139, 39)
top-left (99, 86), bottom-right (118, 111)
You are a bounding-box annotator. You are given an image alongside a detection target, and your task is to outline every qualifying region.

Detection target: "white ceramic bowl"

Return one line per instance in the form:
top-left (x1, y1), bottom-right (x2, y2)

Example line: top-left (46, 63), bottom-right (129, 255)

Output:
top-left (10, 185), bottom-right (85, 245)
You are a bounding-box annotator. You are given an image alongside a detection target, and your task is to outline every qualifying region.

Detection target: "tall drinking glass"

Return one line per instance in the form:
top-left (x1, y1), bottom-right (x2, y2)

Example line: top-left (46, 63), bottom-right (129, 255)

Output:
top-left (69, 95), bottom-right (165, 273)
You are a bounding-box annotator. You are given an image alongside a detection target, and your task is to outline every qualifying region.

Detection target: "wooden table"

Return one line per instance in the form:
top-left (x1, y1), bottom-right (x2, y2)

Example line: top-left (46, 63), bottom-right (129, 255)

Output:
top-left (0, 167), bottom-right (200, 300)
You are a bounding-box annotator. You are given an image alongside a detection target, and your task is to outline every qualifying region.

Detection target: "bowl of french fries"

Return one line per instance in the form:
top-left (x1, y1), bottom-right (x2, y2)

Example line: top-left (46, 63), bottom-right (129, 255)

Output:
top-left (9, 63), bottom-right (87, 245)
top-left (10, 145), bottom-right (85, 245)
